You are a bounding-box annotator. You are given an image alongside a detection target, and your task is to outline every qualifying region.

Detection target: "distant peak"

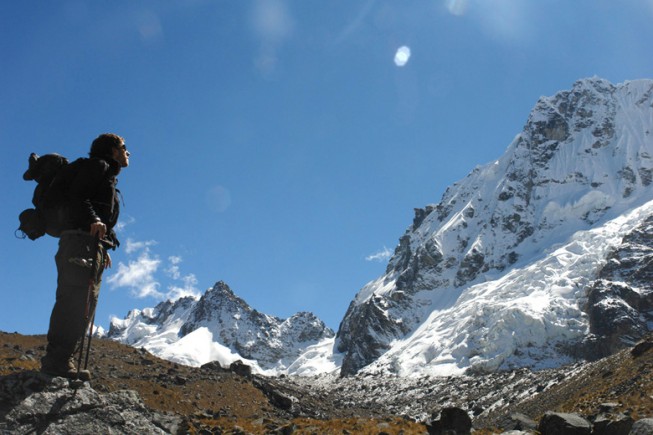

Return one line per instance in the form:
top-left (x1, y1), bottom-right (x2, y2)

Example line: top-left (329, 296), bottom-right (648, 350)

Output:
top-left (211, 281), bottom-right (235, 295)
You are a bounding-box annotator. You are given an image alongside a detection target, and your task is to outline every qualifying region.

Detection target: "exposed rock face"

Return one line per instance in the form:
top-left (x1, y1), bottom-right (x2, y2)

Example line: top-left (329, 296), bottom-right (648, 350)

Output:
top-left (584, 215), bottom-right (653, 358)
top-left (179, 282), bottom-right (334, 368)
top-left (109, 281), bottom-right (334, 371)
top-left (336, 78), bottom-right (653, 375)
top-left (0, 372), bottom-right (181, 434)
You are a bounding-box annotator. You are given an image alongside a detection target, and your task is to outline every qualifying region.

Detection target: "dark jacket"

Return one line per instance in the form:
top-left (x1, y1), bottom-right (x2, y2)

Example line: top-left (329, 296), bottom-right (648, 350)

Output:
top-left (45, 157), bottom-right (121, 248)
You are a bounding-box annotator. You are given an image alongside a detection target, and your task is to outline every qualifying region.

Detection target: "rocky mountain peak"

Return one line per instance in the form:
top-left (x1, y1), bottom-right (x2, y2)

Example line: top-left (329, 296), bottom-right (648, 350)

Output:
top-left (336, 78), bottom-right (653, 376)
top-left (179, 281), bottom-right (255, 336)
top-left (109, 281), bottom-right (334, 373)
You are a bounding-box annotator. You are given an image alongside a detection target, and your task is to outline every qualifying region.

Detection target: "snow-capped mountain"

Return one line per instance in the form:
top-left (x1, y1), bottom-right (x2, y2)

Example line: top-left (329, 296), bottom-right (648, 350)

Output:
top-left (108, 281), bottom-right (335, 374)
top-left (335, 77), bottom-right (653, 376)
top-left (110, 77), bottom-right (653, 379)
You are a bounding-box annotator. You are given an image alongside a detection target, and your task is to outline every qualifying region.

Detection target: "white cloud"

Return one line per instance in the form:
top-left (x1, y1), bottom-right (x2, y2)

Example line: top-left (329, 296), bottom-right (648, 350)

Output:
top-left (394, 46), bottom-right (411, 67)
top-left (108, 239), bottom-right (201, 302)
top-left (166, 255), bottom-right (183, 280)
top-left (366, 246), bottom-right (393, 262)
top-left (107, 250), bottom-right (162, 299)
top-left (165, 256), bottom-right (201, 301)
top-left (166, 273), bottom-right (201, 302)
top-left (125, 238), bottom-right (158, 255)
top-left (114, 215), bottom-right (136, 233)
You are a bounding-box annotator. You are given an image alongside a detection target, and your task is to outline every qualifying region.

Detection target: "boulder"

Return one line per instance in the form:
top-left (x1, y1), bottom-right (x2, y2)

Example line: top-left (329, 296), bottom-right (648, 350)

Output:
top-left (537, 412), bottom-right (591, 435)
top-left (592, 413), bottom-right (633, 435)
top-left (0, 371), bottom-right (181, 434)
top-left (629, 418), bottom-right (653, 435)
top-left (427, 407), bottom-right (472, 435)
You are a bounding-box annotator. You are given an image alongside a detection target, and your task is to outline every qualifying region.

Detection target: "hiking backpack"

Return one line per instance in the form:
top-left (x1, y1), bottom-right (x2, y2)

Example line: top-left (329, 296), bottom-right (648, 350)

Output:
top-left (17, 152), bottom-right (69, 240)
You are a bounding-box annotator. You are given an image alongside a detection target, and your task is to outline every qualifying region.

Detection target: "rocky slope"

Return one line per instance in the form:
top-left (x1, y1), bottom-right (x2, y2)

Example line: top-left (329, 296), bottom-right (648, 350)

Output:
top-left (336, 77), bottom-right (653, 376)
top-left (1, 331), bottom-right (652, 433)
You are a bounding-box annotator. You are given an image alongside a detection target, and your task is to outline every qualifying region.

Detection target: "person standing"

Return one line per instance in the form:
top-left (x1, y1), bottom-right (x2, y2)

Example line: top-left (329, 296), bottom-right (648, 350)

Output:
top-left (40, 133), bottom-right (130, 380)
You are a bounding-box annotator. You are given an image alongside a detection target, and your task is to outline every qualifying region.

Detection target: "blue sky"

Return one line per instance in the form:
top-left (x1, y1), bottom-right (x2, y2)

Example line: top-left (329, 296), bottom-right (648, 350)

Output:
top-left (2, 1), bottom-right (653, 335)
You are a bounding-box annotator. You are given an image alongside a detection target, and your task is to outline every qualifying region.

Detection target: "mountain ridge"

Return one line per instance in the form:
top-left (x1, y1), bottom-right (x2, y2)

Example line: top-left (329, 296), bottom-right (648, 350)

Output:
top-left (109, 77), bottom-right (653, 379)
top-left (108, 281), bottom-right (334, 373)
top-left (335, 77), bottom-right (653, 375)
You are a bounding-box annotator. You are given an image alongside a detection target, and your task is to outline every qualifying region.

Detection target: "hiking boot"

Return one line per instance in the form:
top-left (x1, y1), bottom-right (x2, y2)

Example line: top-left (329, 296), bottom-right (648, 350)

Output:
top-left (40, 355), bottom-right (91, 381)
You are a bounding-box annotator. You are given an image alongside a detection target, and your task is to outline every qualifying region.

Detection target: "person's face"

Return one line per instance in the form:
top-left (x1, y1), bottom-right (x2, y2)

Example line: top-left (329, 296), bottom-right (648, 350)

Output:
top-left (112, 142), bottom-right (130, 168)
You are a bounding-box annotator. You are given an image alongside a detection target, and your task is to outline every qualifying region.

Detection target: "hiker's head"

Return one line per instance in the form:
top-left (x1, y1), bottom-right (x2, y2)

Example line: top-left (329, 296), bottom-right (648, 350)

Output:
top-left (90, 133), bottom-right (125, 159)
top-left (90, 133), bottom-right (129, 167)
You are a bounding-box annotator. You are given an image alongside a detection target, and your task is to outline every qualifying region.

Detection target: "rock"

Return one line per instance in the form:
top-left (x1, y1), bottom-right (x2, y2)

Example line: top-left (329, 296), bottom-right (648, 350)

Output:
top-left (230, 360), bottom-right (252, 377)
top-left (631, 337), bottom-right (653, 358)
top-left (598, 402), bottom-right (620, 412)
top-left (0, 371), bottom-right (181, 434)
top-left (537, 412), bottom-right (591, 435)
top-left (592, 413), bottom-right (633, 435)
top-left (200, 360), bottom-right (228, 372)
top-left (252, 379), bottom-right (295, 412)
top-left (506, 412), bottom-right (538, 432)
top-left (629, 418), bottom-right (653, 435)
top-left (427, 407), bottom-right (472, 435)
top-left (584, 217), bottom-right (653, 359)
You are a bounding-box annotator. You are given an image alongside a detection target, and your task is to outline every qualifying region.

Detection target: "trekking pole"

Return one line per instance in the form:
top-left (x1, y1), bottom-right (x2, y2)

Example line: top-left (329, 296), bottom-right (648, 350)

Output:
top-left (76, 235), bottom-right (100, 380)
top-left (83, 311), bottom-right (96, 371)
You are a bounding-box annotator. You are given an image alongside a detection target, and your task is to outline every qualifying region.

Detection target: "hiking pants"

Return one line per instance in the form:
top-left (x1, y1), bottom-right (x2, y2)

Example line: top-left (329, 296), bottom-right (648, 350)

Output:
top-left (46, 230), bottom-right (107, 363)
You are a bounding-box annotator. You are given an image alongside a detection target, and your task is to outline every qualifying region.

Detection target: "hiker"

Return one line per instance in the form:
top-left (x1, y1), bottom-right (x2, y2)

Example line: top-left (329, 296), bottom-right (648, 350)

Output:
top-left (39, 133), bottom-right (130, 380)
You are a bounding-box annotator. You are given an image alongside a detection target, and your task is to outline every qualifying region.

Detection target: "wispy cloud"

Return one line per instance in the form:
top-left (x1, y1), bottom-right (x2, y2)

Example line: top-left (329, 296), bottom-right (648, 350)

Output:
top-left (114, 215), bottom-right (136, 233)
top-left (366, 246), bottom-right (393, 262)
top-left (165, 256), bottom-right (201, 301)
top-left (125, 238), bottom-right (157, 255)
top-left (108, 238), bottom-right (201, 301)
top-left (107, 247), bottom-right (162, 299)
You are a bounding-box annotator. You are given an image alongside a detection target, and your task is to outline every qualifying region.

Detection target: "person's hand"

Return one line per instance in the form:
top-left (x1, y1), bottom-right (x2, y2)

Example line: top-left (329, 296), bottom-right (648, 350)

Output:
top-left (105, 252), bottom-right (112, 269)
top-left (89, 221), bottom-right (107, 240)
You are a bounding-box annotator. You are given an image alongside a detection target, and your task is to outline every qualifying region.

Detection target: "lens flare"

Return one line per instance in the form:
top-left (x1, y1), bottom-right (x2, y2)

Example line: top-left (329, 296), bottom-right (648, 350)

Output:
top-left (394, 46), bottom-right (411, 67)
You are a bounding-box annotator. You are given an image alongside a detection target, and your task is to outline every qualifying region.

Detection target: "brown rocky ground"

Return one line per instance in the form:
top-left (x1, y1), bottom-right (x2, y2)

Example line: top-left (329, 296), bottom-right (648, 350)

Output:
top-left (1, 330), bottom-right (652, 434)
top-left (0, 331), bottom-right (428, 434)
